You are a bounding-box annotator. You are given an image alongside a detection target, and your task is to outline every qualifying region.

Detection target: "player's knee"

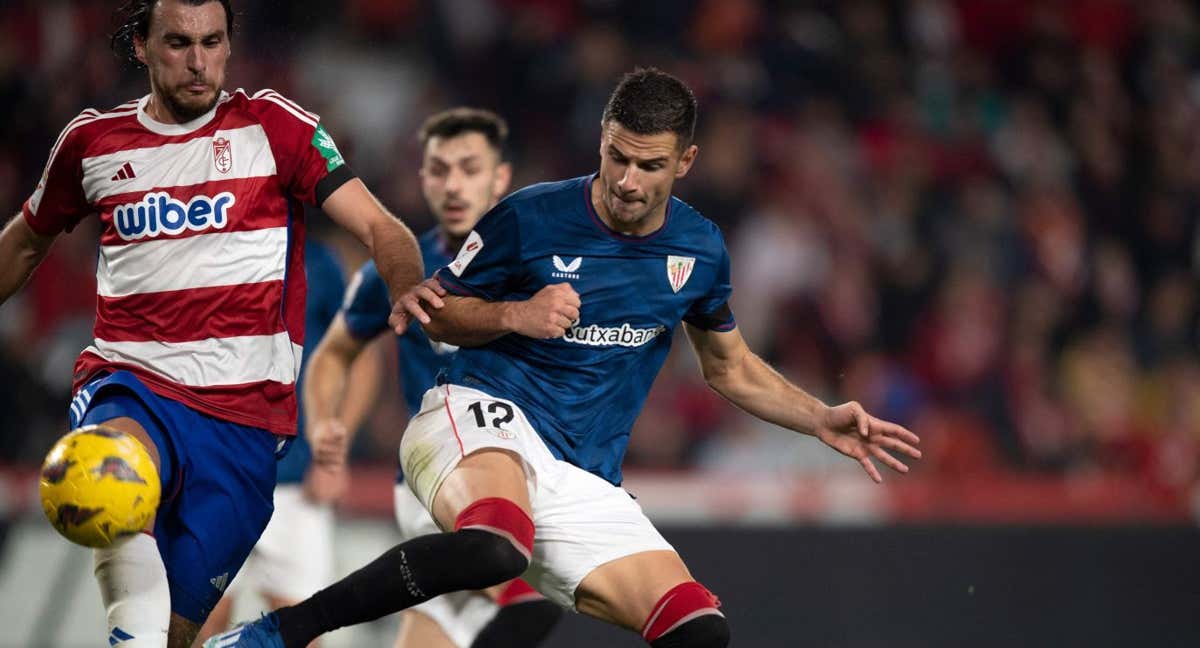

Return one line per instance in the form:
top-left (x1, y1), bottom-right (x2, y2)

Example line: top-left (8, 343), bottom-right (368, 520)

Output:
top-left (642, 581), bottom-right (728, 648)
top-left (454, 498), bottom-right (535, 585)
top-left (454, 528), bottom-right (529, 585)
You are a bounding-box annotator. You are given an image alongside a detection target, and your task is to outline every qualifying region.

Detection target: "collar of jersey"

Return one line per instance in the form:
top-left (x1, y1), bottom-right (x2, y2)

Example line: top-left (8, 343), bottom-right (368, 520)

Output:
top-left (584, 173), bottom-right (672, 243)
top-left (136, 91), bottom-right (230, 135)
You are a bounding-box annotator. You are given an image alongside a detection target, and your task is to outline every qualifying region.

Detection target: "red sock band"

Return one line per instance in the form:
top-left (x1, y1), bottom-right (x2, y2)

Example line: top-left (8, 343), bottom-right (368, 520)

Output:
top-left (641, 581), bottom-right (723, 641)
top-left (496, 578), bottom-right (544, 607)
top-left (454, 497), bottom-right (535, 560)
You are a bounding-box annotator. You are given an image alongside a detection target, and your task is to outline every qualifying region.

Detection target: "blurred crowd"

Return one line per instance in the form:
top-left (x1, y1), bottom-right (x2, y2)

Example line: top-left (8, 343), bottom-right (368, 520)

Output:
top-left (0, 0), bottom-right (1197, 495)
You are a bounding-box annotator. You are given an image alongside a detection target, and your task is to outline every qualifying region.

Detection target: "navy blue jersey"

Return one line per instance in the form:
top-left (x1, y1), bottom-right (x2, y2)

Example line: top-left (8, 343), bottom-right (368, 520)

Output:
top-left (436, 175), bottom-right (735, 485)
top-left (343, 227), bottom-right (458, 481)
top-left (276, 240), bottom-right (346, 484)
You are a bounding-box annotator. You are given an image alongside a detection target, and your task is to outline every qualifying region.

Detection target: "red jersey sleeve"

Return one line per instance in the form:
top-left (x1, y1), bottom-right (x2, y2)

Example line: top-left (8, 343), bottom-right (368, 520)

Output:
top-left (248, 90), bottom-right (354, 206)
top-left (22, 111), bottom-right (94, 236)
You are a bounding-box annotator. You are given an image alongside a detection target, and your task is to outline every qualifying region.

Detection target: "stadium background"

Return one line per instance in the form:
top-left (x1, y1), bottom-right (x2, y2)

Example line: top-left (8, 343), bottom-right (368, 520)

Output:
top-left (0, 0), bottom-right (1197, 645)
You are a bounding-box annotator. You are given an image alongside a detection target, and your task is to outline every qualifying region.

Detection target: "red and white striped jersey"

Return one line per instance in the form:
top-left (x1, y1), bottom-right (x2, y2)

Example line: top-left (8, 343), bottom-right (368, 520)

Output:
top-left (22, 89), bottom-right (355, 436)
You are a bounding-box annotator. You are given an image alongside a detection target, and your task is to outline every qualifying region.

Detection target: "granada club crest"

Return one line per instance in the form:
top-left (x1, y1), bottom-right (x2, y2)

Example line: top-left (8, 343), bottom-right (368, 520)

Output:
top-left (212, 137), bottom-right (232, 174)
top-left (667, 255), bottom-right (696, 293)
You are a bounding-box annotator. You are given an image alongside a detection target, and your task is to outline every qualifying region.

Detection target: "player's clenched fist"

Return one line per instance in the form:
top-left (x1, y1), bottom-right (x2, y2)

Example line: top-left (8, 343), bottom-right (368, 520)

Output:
top-left (308, 418), bottom-right (350, 467)
top-left (506, 282), bottom-right (581, 339)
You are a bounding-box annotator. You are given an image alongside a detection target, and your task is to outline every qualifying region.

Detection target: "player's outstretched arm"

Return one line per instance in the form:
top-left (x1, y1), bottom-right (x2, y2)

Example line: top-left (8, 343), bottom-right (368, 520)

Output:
top-left (404, 281), bottom-right (581, 347)
top-left (684, 323), bottom-right (921, 482)
top-left (321, 179), bottom-right (424, 304)
top-left (0, 212), bottom-right (56, 306)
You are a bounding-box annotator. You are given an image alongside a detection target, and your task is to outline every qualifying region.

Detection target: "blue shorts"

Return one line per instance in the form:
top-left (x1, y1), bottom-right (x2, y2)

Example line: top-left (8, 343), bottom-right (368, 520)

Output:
top-left (69, 371), bottom-right (287, 624)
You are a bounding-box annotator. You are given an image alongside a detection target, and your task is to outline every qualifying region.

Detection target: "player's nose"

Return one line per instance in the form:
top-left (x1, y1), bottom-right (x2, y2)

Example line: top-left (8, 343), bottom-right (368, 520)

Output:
top-left (186, 45), bottom-right (205, 74)
top-left (617, 166), bottom-right (640, 192)
top-left (445, 167), bottom-right (465, 192)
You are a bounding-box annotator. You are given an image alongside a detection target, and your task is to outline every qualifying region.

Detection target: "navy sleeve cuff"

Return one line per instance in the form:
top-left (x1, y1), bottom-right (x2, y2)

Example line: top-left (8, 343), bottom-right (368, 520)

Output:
top-left (683, 302), bottom-right (735, 331)
top-left (435, 270), bottom-right (485, 298)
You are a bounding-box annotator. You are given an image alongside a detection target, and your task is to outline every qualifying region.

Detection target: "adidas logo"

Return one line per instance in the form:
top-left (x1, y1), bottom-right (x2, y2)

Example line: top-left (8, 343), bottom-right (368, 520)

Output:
top-left (110, 162), bottom-right (136, 182)
top-left (210, 572), bottom-right (229, 592)
top-left (108, 626), bottom-right (135, 646)
top-left (209, 628), bottom-right (244, 647)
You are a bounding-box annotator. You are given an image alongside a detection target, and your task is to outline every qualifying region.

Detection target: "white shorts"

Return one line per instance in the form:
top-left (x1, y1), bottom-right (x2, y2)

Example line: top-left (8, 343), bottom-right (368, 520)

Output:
top-left (400, 384), bottom-right (675, 609)
top-left (395, 482), bottom-right (498, 647)
top-left (228, 484), bottom-right (333, 602)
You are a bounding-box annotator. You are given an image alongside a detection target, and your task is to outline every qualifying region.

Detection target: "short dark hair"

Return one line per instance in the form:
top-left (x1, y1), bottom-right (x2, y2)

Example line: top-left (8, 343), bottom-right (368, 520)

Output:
top-left (111, 0), bottom-right (235, 69)
top-left (418, 107), bottom-right (509, 157)
top-left (602, 67), bottom-right (698, 147)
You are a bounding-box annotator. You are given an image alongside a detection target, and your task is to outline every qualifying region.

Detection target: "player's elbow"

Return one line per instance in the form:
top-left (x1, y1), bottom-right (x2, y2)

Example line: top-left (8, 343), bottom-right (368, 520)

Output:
top-left (421, 324), bottom-right (473, 348)
top-left (0, 215), bottom-right (55, 305)
top-left (311, 329), bottom-right (362, 371)
top-left (703, 376), bottom-right (737, 403)
top-left (421, 310), bottom-right (475, 346)
top-left (699, 359), bottom-right (735, 392)
top-left (699, 354), bottom-right (750, 398)
top-left (355, 204), bottom-right (414, 263)
top-left (3, 213), bottom-right (53, 257)
top-left (361, 214), bottom-right (397, 255)
top-left (421, 317), bottom-right (452, 343)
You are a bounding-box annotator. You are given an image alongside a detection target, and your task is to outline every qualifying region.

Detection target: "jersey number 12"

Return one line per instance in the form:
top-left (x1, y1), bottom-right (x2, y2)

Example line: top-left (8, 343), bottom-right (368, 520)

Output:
top-left (467, 401), bottom-right (515, 429)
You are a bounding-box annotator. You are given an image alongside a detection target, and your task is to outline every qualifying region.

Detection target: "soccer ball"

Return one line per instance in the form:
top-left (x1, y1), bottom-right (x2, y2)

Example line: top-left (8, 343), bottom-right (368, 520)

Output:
top-left (39, 425), bottom-right (161, 548)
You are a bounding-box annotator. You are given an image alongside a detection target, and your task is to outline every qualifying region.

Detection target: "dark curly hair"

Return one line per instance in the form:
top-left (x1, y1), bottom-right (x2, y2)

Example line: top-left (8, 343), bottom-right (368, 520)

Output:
top-left (111, 0), bottom-right (235, 68)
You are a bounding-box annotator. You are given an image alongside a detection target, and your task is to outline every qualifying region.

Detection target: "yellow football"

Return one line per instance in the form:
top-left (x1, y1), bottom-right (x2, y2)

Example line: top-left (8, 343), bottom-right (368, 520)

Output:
top-left (39, 425), bottom-right (161, 548)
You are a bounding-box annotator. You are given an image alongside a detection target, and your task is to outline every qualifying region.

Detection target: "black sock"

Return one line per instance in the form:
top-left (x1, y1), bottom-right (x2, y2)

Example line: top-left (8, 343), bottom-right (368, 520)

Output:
top-left (649, 614), bottom-right (731, 648)
top-left (469, 598), bottom-right (564, 648)
top-left (274, 529), bottom-right (528, 648)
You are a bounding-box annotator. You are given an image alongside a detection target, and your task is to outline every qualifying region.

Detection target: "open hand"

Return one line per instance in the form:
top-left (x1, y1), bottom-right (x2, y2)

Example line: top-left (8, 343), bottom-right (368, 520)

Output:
top-left (813, 401), bottom-right (921, 483)
top-left (390, 277), bottom-right (447, 333)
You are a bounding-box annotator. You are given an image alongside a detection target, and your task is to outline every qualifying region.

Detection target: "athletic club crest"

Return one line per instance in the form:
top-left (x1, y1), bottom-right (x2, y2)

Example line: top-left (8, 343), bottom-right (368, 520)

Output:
top-left (212, 137), bottom-right (232, 174)
top-left (666, 255), bottom-right (696, 293)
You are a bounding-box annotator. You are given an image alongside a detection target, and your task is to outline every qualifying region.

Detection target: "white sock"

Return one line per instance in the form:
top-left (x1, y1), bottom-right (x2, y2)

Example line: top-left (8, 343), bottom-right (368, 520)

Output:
top-left (93, 532), bottom-right (170, 647)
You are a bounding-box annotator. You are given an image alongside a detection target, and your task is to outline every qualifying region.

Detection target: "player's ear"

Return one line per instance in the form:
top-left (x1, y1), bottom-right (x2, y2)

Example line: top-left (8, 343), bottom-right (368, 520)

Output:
top-left (133, 33), bottom-right (148, 66)
top-left (674, 144), bottom-right (699, 179)
top-left (494, 161), bottom-right (513, 198)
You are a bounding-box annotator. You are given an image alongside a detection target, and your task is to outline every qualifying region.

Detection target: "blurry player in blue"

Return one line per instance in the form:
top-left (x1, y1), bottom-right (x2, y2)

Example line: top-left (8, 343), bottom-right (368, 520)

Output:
top-left (195, 238), bottom-right (382, 645)
top-left (301, 108), bottom-right (561, 648)
top-left (210, 69), bottom-right (921, 648)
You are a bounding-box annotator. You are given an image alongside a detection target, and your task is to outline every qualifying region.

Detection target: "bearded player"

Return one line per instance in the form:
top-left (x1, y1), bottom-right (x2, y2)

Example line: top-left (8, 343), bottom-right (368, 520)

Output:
top-left (0, 1), bottom-right (422, 646)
